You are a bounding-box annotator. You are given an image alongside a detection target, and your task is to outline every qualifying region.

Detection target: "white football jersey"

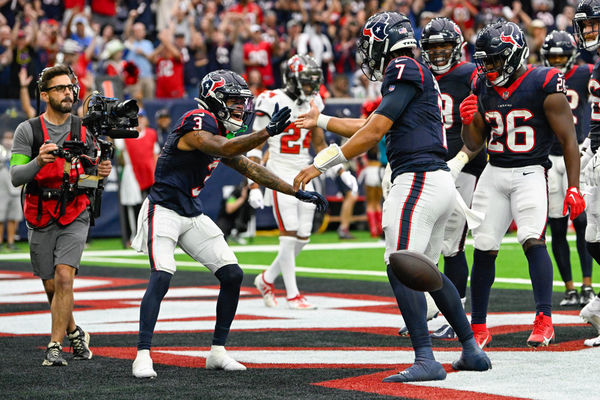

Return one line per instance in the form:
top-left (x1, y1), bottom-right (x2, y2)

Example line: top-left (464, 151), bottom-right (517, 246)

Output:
top-left (253, 89), bottom-right (325, 176)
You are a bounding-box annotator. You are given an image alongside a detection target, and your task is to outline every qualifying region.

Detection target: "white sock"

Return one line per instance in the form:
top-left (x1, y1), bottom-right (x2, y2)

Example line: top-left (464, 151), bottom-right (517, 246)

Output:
top-left (272, 236), bottom-right (299, 299)
top-left (295, 238), bottom-right (309, 257)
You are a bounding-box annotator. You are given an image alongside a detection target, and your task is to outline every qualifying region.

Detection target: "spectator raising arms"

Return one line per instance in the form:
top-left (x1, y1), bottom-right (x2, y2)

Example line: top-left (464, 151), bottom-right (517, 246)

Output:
top-left (151, 25), bottom-right (184, 99)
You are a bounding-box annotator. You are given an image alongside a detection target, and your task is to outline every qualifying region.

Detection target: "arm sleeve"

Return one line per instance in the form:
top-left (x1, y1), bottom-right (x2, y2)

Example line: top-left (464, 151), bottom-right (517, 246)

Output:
top-left (373, 82), bottom-right (417, 122)
top-left (10, 121), bottom-right (40, 186)
top-left (11, 159), bottom-right (41, 187)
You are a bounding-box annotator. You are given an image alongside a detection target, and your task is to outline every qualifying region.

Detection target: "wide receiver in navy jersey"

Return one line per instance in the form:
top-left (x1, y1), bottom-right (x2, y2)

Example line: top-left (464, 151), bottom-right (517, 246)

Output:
top-left (416, 17), bottom-right (486, 340)
top-left (129, 70), bottom-right (327, 378)
top-left (540, 30), bottom-right (594, 307)
top-left (461, 21), bottom-right (584, 349)
top-left (573, 0), bottom-right (600, 347)
top-left (294, 12), bottom-right (491, 383)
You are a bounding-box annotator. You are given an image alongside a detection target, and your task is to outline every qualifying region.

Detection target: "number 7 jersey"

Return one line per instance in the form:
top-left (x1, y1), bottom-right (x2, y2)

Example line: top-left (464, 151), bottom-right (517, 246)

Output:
top-left (473, 65), bottom-right (566, 168)
top-left (253, 90), bottom-right (325, 175)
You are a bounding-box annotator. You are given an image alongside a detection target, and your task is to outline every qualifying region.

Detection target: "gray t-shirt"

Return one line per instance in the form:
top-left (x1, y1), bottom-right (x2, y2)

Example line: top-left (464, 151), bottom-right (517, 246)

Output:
top-left (10, 115), bottom-right (94, 187)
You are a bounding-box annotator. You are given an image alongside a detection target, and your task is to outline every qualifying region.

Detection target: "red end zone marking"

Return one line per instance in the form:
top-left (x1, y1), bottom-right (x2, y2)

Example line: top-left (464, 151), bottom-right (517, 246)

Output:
top-left (315, 369), bottom-right (528, 400)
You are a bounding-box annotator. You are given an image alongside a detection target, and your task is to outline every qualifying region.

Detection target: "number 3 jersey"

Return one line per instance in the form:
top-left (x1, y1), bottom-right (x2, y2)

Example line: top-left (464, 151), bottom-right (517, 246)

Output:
top-left (473, 65), bottom-right (566, 168)
top-left (148, 109), bottom-right (223, 217)
top-left (253, 90), bottom-right (325, 176)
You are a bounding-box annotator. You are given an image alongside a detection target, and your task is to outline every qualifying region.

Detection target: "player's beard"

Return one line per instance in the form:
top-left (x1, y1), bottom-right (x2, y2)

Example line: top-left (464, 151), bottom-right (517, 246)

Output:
top-left (49, 95), bottom-right (73, 114)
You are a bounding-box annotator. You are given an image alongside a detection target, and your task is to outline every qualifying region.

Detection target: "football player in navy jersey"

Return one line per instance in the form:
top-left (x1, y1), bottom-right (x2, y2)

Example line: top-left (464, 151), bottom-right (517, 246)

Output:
top-left (573, 0), bottom-right (600, 347)
top-left (417, 17), bottom-right (487, 340)
top-left (460, 21), bottom-right (585, 349)
top-left (540, 30), bottom-right (594, 307)
top-left (294, 12), bottom-right (491, 383)
top-left (130, 70), bottom-right (328, 378)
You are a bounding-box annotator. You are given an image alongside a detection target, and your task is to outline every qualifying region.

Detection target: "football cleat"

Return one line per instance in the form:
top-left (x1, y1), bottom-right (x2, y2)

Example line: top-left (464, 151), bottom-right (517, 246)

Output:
top-left (132, 349), bottom-right (157, 378)
top-left (527, 313), bottom-right (555, 348)
top-left (451, 347), bottom-right (492, 371)
top-left (67, 325), bottom-right (92, 360)
top-left (580, 285), bottom-right (596, 306)
top-left (254, 272), bottom-right (277, 308)
top-left (559, 289), bottom-right (580, 306)
top-left (287, 294), bottom-right (317, 310)
top-left (42, 342), bottom-right (67, 366)
top-left (337, 227), bottom-right (355, 240)
top-left (431, 324), bottom-right (457, 339)
top-left (382, 360), bottom-right (447, 383)
top-left (583, 334), bottom-right (600, 347)
top-left (580, 296), bottom-right (600, 332)
top-left (471, 323), bottom-right (492, 348)
top-left (206, 346), bottom-right (246, 371)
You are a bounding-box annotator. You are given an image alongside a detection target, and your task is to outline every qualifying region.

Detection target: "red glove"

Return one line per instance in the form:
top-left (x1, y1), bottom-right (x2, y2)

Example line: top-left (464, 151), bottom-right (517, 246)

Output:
top-left (459, 94), bottom-right (478, 125)
top-left (563, 187), bottom-right (586, 220)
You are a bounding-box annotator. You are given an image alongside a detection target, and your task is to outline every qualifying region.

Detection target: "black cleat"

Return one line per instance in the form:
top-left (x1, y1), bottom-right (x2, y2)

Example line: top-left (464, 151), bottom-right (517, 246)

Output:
top-left (68, 326), bottom-right (92, 360)
top-left (42, 342), bottom-right (67, 366)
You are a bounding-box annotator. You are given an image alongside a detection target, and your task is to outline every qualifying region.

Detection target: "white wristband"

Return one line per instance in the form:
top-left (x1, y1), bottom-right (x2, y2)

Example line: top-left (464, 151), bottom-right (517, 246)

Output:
top-left (453, 151), bottom-right (469, 168)
top-left (246, 149), bottom-right (263, 160)
top-left (313, 143), bottom-right (347, 173)
top-left (317, 114), bottom-right (332, 130)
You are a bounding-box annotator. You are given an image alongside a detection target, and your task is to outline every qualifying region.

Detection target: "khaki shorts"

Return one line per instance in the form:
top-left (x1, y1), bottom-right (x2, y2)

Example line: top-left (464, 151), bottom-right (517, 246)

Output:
top-left (28, 210), bottom-right (90, 280)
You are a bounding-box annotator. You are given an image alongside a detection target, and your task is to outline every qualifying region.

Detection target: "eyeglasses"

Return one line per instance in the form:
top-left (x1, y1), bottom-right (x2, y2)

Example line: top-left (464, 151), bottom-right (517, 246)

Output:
top-left (44, 84), bottom-right (75, 93)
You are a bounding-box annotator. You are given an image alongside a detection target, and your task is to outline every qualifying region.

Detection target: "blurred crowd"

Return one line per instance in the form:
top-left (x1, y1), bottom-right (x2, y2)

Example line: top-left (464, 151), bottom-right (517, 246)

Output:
top-left (0, 0), bottom-right (592, 103)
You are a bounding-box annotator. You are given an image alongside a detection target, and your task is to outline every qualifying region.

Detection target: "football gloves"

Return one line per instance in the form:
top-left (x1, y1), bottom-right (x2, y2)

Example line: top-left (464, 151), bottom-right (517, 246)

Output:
top-left (248, 188), bottom-right (264, 209)
top-left (459, 94), bottom-right (478, 125)
top-left (266, 103), bottom-right (292, 137)
top-left (563, 186), bottom-right (586, 220)
top-left (295, 190), bottom-right (328, 213)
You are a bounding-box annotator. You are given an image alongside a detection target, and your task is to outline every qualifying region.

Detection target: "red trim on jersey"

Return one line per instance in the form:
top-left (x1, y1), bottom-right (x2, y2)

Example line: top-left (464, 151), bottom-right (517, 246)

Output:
top-left (469, 66), bottom-right (479, 86)
top-left (272, 191), bottom-right (287, 232)
top-left (542, 68), bottom-right (560, 89)
top-left (564, 66), bottom-right (578, 80)
top-left (539, 169), bottom-right (549, 240)
top-left (148, 203), bottom-right (157, 271)
top-left (589, 64), bottom-right (594, 74)
top-left (395, 172), bottom-right (425, 250)
top-left (491, 66), bottom-right (534, 99)
top-left (434, 61), bottom-right (467, 81)
top-left (404, 56), bottom-right (425, 84)
top-left (176, 109), bottom-right (219, 131)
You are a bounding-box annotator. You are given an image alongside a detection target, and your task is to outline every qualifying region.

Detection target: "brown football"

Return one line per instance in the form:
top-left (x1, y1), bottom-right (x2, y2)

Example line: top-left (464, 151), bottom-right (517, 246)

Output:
top-left (389, 250), bottom-right (443, 292)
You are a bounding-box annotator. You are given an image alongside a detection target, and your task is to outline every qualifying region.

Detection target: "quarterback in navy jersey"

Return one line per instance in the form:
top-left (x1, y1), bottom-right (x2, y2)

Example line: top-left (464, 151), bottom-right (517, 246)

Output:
top-left (294, 12), bottom-right (491, 383)
top-left (540, 30), bottom-right (594, 308)
top-left (461, 21), bottom-right (584, 349)
top-left (130, 70), bottom-right (327, 378)
top-left (417, 17), bottom-right (486, 340)
top-left (573, 0), bottom-right (600, 347)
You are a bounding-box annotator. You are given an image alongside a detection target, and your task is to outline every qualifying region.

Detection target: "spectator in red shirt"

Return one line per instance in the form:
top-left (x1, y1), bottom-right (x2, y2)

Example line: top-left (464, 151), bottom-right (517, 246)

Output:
top-left (151, 27), bottom-right (184, 99)
top-left (228, 0), bottom-right (264, 25)
top-left (91, 0), bottom-right (117, 26)
top-left (243, 25), bottom-right (276, 88)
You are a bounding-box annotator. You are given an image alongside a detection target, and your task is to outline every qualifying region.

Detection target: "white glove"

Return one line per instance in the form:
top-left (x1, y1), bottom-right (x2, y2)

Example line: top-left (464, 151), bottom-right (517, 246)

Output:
top-left (340, 170), bottom-right (359, 194)
top-left (446, 151), bottom-right (469, 182)
top-left (580, 137), bottom-right (593, 171)
top-left (584, 149), bottom-right (600, 187)
top-left (382, 163), bottom-right (392, 200)
top-left (248, 188), bottom-right (264, 209)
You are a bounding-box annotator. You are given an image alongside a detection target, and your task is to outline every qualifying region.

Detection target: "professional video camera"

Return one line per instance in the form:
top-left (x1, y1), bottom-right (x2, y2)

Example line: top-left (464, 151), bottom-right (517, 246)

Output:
top-left (82, 93), bottom-right (140, 139)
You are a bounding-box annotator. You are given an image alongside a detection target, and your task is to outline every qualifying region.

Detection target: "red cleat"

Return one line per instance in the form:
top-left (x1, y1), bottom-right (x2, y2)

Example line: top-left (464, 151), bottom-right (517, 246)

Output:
top-left (527, 313), bottom-right (554, 348)
top-left (471, 323), bottom-right (492, 348)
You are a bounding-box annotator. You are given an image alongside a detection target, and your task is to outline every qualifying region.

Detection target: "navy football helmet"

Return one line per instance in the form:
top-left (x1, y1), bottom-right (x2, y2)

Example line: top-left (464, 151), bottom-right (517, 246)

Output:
top-left (197, 70), bottom-right (254, 135)
top-left (574, 0), bottom-right (600, 51)
top-left (540, 30), bottom-right (578, 73)
top-left (474, 21), bottom-right (529, 86)
top-left (282, 54), bottom-right (323, 103)
top-left (357, 12), bottom-right (417, 81)
top-left (421, 17), bottom-right (465, 74)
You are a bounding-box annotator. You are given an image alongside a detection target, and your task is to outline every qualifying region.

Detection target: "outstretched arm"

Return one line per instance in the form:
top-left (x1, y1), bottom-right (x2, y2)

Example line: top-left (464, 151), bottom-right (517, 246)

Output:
top-left (295, 100), bottom-right (368, 138)
top-left (222, 155), bottom-right (296, 196)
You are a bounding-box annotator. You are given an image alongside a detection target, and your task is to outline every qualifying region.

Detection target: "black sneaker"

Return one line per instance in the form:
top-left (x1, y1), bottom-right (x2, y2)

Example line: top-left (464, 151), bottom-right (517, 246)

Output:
top-left (559, 289), bottom-right (579, 306)
top-left (68, 326), bottom-right (92, 360)
top-left (42, 342), bottom-right (67, 366)
top-left (580, 286), bottom-right (596, 307)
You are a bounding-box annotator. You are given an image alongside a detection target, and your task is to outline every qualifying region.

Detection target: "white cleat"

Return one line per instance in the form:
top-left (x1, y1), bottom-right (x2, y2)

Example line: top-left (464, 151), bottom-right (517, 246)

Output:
top-left (580, 296), bottom-right (600, 332)
top-left (132, 349), bottom-right (157, 379)
top-left (584, 334), bottom-right (600, 347)
top-left (206, 346), bottom-right (247, 371)
top-left (287, 294), bottom-right (317, 310)
top-left (254, 273), bottom-right (277, 308)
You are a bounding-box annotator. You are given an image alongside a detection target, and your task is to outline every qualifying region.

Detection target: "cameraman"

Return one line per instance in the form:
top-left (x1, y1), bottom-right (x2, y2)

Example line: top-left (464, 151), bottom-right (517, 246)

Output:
top-left (10, 65), bottom-right (112, 367)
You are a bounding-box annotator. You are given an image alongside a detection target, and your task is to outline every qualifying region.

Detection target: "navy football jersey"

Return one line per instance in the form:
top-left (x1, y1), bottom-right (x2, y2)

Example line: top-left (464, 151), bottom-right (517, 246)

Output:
top-left (148, 109), bottom-right (223, 217)
top-left (550, 64), bottom-right (592, 155)
top-left (473, 66), bottom-right (566, 168)
top-left (377, 56), bottom-right (448, 181)
top-left (435, 61), bottom-right (486, 177)
top-left (588, 61), bottom-right (600, 151)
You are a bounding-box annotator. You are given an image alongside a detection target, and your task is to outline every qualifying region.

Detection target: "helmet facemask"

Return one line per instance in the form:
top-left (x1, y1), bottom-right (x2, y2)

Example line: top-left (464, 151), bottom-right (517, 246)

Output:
top-left (422, 41), bottom-right (462, 74)
top-left (574, 16), bottom-right (600, 51)
top-left (474, 45), bottom-right (528, 87)
top-left (219, 94), bottom-right (254, 135)
top-left (357, 35), bottom-right (388, 82)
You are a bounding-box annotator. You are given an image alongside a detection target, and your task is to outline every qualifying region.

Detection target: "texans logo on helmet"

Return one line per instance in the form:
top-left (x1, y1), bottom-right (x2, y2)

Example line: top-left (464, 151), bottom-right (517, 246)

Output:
top-left (362, 13), bottom-right (391, 42)
top-left (500, 32), bottom-right (522, 48)
top-left (202, 77), bottom-right (226, 97)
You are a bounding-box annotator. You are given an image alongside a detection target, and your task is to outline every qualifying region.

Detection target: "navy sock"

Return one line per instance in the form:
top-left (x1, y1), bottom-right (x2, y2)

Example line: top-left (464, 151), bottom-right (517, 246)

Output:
top-left (138, 270), bottom-right (172, 350)
top-left (573, 213), bottom-right (593, 279)
top-left (429, 273), bottom-right (473, 343)
top-left (213, 264), bottom-right (244, 346)
top-left (586, 241), bottom-right (600, 265)
top-left (386, 264), bottom-right (434, 361)
top-left (525, 244), bottom-right (553, 317)
top-left (548, 217), bottom-right (572, 283)
top-left (443, 252), bottom-right (469, 298)
top-left (470, 249), bottom-right (496, 325)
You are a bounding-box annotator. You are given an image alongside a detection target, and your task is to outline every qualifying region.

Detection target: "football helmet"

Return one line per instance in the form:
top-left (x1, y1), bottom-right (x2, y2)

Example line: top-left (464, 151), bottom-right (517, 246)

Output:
top-left (540, 30), bottom-right (578, 73)
top-left (357, 12), bottom-right (417, 81)
top-left (282, 54), bottom-right (323, 103)
top-left (421, 17), bottom-right (465, 74)
top-left (474, 21), bottom-right (529, 87)
top-left (574, 0), bottom-right (600, 51)
top-left (197, 70), bottom-right (254, 135)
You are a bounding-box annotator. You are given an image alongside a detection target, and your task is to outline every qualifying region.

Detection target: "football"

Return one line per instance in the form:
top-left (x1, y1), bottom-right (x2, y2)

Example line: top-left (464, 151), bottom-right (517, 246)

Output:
top-left (389, 250), bottom-right (443, 292)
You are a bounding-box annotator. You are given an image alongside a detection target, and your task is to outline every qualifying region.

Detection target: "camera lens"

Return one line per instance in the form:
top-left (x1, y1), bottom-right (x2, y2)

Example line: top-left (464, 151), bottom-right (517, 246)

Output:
top-left (112, 99), bottom-right (139, 119)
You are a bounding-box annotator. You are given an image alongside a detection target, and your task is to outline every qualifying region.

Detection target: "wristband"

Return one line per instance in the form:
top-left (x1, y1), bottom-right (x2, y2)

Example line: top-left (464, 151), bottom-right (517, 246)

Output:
top-left (454, 151), bottom-right (469, 168)
top-left (317, 114), bottom-right (332, 130)
top-left (313, 143), bottom-right (347, 173)
top-left (246, 149), bottom-right (263, 159)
